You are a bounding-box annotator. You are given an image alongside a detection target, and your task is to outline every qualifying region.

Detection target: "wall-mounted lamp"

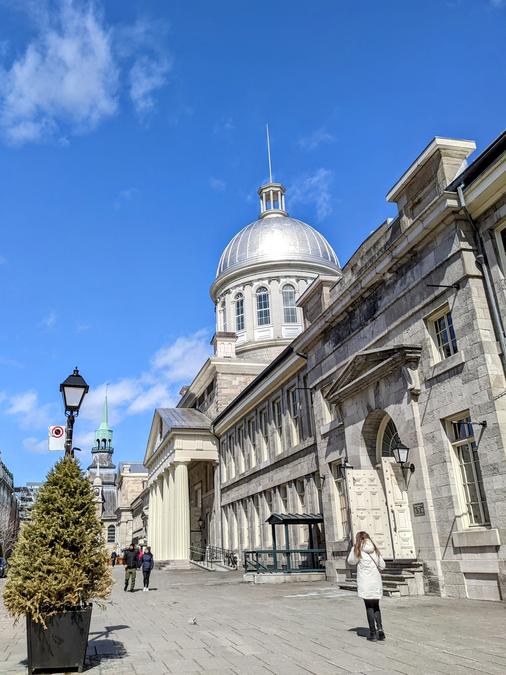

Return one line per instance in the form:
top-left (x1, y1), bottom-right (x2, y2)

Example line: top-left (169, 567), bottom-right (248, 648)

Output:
top-left (198, 516), bottom-right (204, 530)
top-left (392, 441), bottom-right (415, 473)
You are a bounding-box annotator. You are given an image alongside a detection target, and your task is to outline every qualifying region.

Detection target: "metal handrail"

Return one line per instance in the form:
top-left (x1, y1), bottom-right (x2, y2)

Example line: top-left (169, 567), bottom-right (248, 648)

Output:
top-left (244, 548), bottom-right (326, 574)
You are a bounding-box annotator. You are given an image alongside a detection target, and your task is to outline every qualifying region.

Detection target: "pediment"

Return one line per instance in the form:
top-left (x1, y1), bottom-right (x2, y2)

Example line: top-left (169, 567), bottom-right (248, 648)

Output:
top-left (326, 345), bottom-right (422, 402)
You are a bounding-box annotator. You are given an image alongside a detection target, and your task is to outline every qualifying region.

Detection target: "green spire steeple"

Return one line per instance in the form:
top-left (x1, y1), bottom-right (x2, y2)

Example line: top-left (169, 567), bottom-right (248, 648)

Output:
top-left (94, 394), bottom-right (113, 448)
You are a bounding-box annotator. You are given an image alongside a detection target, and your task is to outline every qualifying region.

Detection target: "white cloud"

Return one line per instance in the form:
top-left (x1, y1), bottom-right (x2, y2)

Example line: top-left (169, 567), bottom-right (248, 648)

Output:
top-left (0, 1), bottom-right (171, 145)
top-left (23, 436), bottom-right (48, 454)
top-left (127, 383), bottom-right (176, 415)
top-left (39, 311), bottom-right (57, 329)
top-left (129, 55), bottom-right (171, 116)
top-left (151, 330), bottom-right (212, 383)
top-left (290, 168), bottom-right (334, 220)
top-left (113, 186), bottom-right (139, 209)
top-left (6, 391), bottom-right (38, 415)
top-left (0, 1), bottom-right (119, 144)
top-left (209, 177), bottom-right (226, 192)
top-left (298, 128), bottom-right (335, 151)
top-left (79, 328), bottom-right (211, 425)
top-left (4, 390), bottom-right (57, 429)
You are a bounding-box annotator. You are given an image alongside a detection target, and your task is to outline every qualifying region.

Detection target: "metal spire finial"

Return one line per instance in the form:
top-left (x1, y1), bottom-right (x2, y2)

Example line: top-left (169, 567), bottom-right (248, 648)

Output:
top-left (266, 124), bottom-right (273, 183)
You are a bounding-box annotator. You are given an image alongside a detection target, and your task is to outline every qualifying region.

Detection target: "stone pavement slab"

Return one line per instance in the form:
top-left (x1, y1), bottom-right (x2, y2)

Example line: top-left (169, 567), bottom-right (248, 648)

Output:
top-left (1, 568), bottom-right (506, 674)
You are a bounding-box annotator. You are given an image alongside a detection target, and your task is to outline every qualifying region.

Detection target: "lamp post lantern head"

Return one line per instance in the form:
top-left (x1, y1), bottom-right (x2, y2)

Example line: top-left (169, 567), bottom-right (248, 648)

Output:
top-left (60, 367), bottom-right (89, 416)
top-left (392, 441), bottom-right (410, 465)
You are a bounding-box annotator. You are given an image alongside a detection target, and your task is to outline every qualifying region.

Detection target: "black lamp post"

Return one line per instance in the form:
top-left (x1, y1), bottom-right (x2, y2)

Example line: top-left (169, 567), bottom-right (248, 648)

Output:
top-left (392, 440), bottom-right (415, 473)
top-left (59, 367), bottom-right (89, 458)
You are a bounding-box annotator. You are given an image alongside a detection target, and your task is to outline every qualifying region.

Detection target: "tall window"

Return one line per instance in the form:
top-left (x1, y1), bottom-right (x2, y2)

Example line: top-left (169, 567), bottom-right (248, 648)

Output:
top-left (288, 387), bottom-right (300, 446)
top-left (450, 415), bottom-right (490, 526)
top-left (295, 478), bottom-right (305, 510)
top-left (107, 524), bottom-right (115, 543)
top-left (272, 398), bottom-right (283, 454)
top-left (279, 484), bottom-right (289, 512)
top-left (331, 462), bottom-right (349, 540)
top-left (259, 408), bottom-right (269, 460)
top-left (282, 284), bottom-right (298, 323)
top-left (256, 286), bottom-right (270, 325)
top-left (495, 222), bottom-right (506, 273)
top-left (219, 300), bottom-right (227, 332)
top-left (430, 308), bottom-right (458, 360)
top-left (221, 437), bottom-right (228, 482)
top-left (247, 417), bottom-right (256, 468)
top-left (236, 426), bottom-right (244, 473)
top-left (228, 432), bottom-right (236, 479)
top-left (235, 293), bottom-right (245, 332)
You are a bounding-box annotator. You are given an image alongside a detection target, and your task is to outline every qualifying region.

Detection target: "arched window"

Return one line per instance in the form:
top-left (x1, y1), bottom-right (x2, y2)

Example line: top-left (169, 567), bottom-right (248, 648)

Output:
top-left (282, 285), bottom-right (298, 323)
top-left (102, 439), bottom-right (107, 449)
top-left (235, 293), bottom-right (245, 332)
top-left (219, 300), bottom-right (227, 332)
top-left (380, 419), bottom-right (400, 457)
top-left (107, 525), bottom-right (115, 543)
top-left (256, 286), bottom-right (270, 325)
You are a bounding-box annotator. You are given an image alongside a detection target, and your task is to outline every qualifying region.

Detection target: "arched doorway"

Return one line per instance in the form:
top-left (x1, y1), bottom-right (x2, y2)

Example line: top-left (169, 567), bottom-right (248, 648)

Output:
top-left (347, 412), bottom-right (415, 560)
top-left (376, 416), bottom-right (416, 559)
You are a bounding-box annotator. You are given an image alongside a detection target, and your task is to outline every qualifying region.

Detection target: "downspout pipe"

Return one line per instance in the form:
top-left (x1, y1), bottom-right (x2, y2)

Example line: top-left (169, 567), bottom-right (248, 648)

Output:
top-left (457, 184), bottom-right (506, 377)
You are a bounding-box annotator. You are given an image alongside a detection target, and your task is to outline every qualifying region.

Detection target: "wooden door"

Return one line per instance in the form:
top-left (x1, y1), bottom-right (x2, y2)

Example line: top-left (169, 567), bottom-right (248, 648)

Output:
top-left (382, 458), bottom-right (416, 559)
top-left (346, 469), bottom-right (393, 559)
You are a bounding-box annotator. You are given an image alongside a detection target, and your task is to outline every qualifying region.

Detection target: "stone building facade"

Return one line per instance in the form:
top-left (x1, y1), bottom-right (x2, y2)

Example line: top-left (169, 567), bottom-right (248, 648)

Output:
top-left (146, 132), bottom-right (506, 601)
top-left (115, 462), bottom-right (147, 551)
top-left (0, 457), bottom-right (19, 556)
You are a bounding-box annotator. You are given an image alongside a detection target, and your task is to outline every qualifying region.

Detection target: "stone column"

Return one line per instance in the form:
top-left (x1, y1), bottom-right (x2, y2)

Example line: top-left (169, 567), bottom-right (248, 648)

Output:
top-left (167, 466), bottom-right (175, 560)
top-left (148, 483), bottom-right (156, 551)
top-left (161, 469), bottom-right (172, 560)
top-left (172, 461), bottom-right (190, 562)
top-left (156, 475), bottom-right (163, 560)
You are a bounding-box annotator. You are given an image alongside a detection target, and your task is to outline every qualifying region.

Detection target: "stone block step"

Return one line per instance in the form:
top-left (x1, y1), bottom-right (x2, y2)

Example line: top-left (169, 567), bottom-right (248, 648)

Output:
top-left (338, 580), bottom-right (401, 598)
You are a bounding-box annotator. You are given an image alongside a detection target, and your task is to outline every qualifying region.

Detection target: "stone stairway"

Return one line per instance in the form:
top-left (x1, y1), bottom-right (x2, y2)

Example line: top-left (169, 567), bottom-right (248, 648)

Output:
top-left (339, 559), bottom-right (424, 597)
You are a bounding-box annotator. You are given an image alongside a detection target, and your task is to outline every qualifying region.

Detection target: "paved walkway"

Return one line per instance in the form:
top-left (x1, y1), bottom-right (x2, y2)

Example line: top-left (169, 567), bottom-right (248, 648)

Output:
top-left (1, 567), bottom-right (505, 674)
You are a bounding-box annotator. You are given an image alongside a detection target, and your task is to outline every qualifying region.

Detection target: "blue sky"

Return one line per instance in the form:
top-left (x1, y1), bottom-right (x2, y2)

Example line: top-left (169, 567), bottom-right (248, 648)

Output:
top-left (0, 0), bottom-right (505, 484)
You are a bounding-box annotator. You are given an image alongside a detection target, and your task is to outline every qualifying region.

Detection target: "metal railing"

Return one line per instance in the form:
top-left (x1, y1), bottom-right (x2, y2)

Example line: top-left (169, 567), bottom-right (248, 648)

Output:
top-left (189, 545), bottom-right (239, 570)
top-left (243, 548), bottom-right (326, 574)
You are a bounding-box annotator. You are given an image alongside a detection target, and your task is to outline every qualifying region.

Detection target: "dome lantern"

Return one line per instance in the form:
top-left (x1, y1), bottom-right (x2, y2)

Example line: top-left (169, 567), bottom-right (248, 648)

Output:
top-left (258, 182), bottom-right (287, 218)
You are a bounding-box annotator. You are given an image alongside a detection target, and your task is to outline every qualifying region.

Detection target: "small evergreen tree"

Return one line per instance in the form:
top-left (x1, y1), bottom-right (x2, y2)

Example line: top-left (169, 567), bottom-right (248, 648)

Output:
top-left (3, 457), bottom-right (112, 627)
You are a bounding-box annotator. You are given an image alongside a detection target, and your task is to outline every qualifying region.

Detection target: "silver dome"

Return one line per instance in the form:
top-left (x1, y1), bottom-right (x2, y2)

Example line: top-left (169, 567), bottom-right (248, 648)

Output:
top-left (216, 216), bottom-right (340, 279)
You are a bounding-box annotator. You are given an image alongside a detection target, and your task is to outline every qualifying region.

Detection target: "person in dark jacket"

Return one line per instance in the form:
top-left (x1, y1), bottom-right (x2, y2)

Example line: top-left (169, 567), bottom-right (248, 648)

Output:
top-left (141, 547), bottom-right (154, 591)
top-left (111, 551), bottom-right (117, 567)
top-left (123, 543), bottom-right (138, 592)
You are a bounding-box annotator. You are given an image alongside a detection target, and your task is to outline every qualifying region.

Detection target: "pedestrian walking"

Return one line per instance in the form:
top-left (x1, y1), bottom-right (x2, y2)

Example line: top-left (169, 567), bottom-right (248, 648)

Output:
top-left (347, 531), bottom-right (386, 642)
top-left (141, 546), bottom-right (154, 591)
top-left (123, 543), bottom-right (138, 592)
top-left (111, 551), bottom-right (117, 567)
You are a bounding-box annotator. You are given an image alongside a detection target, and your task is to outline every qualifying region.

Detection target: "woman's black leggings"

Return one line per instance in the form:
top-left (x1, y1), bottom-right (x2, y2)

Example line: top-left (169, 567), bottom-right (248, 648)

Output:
top-left (143, 571), bottom-right (151, 588)
top-left (364, 599), bottom-right (382, 631)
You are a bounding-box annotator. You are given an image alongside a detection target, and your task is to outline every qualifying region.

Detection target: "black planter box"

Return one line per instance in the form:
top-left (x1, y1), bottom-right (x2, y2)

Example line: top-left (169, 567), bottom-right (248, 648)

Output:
top-left (26, 604), bottom-right (92, 674)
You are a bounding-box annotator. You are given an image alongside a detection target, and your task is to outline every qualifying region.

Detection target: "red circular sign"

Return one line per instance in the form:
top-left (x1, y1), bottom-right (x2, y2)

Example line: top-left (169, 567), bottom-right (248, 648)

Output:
top-left (51, 426), bottom-right (64, 438)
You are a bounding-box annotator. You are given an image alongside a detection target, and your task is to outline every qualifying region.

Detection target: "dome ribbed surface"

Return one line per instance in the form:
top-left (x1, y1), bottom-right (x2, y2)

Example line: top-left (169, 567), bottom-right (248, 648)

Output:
top-left (216, 216), bottom-right (340, 279)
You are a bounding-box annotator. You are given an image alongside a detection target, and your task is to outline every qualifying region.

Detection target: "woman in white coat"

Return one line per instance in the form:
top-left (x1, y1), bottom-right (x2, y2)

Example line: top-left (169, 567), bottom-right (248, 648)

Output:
top-left (347, 531), bottom-right (386, 641)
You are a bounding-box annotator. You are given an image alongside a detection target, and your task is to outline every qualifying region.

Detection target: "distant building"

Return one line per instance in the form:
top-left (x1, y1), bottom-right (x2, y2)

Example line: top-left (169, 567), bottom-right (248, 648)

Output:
top-left (87, 396), bottom-right (117, 548)
top-left (1, 457), bottom-right (19, 555)
top-left (131, 486), bottom-right (149, 546)
top-left (14, 482), bottom-right (42, 522)
top-left (115, 462), bottom-right (148, 551)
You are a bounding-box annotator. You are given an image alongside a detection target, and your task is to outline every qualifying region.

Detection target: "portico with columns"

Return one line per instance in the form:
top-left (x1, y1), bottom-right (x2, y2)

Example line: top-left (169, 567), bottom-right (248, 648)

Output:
top-left (144, 408), bottom-right (218, 566)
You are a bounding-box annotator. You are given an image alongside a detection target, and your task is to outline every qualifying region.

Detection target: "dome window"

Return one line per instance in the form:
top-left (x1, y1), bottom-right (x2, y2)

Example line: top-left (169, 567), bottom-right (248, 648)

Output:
top-left (235, 293), bottom-right (245, 332)
top-left (256, 287), bottom-right (270, 326)
top-left (282, 285), bottom-right (298, 324)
